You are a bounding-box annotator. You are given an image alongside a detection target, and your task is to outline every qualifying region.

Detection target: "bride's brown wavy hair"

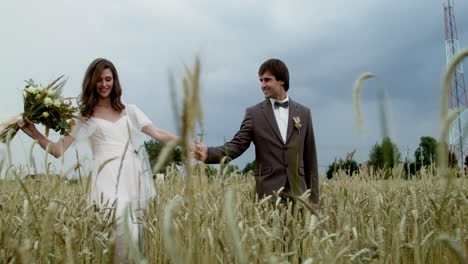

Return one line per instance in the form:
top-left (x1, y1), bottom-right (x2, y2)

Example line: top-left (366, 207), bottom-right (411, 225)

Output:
top-left (80, 58), bottom-right (125, 118)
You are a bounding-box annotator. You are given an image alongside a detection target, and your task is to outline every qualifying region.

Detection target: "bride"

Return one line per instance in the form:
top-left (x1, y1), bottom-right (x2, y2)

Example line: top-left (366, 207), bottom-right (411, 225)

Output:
top-left (21, 58), bottom-right (180, 260)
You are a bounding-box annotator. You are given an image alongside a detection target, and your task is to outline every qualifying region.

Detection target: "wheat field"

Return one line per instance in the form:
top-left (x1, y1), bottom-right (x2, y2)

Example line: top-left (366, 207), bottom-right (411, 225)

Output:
top-left (0, 164), bottom-right (466, 264)
top-left (1, 54), bottom-right (468, 263)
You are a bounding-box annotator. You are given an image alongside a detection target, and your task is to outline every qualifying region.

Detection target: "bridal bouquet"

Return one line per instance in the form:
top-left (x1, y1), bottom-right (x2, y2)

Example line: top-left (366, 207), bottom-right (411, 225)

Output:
top-left (0, 76), bottom-right (81, 143)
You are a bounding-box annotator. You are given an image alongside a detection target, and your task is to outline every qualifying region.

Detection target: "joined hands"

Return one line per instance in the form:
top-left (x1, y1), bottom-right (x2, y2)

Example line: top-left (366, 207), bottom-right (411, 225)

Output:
top-left (193, 141), bottom-right (208, 162)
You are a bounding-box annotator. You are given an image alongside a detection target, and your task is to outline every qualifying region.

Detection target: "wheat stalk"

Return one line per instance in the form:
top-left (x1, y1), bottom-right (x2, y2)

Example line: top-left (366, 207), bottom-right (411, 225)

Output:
top-left (353, 72), bottom-right (376, 135)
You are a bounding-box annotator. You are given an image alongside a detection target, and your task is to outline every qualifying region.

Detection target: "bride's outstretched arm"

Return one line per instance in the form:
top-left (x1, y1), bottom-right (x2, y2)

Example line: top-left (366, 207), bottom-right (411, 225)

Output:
top-left (142, 124), bottom-right (179, 144)
top-left (142, 125), bottom-right (196, 151)
top-left (21, 119), bottom-right (75, 158)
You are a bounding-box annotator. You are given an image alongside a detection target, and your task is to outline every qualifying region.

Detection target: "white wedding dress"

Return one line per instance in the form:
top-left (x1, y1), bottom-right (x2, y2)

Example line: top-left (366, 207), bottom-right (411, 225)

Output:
top-left (71, 104), bottom-right (156, 256)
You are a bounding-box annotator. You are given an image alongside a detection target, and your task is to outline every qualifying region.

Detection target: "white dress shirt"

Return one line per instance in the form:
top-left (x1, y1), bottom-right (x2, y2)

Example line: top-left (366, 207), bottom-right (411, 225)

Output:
top-left (270, 96), bottom-right (289, 143)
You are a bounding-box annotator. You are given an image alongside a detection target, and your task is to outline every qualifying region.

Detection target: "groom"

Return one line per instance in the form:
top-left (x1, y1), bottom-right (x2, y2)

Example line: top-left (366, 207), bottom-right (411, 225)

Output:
top-left (195, 59), bottom-right (319, 207)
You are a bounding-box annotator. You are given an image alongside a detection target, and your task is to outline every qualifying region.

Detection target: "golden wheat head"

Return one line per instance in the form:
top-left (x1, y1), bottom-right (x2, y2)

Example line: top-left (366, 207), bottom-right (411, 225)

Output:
top-left (353, 72), bottom-right (376, 135)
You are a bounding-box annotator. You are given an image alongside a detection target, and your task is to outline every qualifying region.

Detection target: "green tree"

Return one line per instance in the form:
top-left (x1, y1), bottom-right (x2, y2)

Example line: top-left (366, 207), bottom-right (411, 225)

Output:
top-left (404, 137), bottom-right (459, 178)
top-left (448, 151), bottom-right (459, 168)
top-left (144, 139), bottom-right (182, 173)
top-left (242, 160), bottom-right (255, 174)
top-left (369, 137), bottom-right (401, 170)
top-left (437, 142), bottom-right (459, 169)
top-left (326, 159), bottom-right (359, 179)
top-left (204, 164), bottom-right (218, 177)
top-left (414, 136), bottom-right (438, 166)
top-left (403, 162), bottom-right (419, 178)
top-left (221, 163), bottom-right (239, 176)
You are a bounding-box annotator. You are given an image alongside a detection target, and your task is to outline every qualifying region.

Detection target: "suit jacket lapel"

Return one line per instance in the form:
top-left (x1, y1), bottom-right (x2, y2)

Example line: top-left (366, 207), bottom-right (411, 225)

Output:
top-left (261, 100), bottom-right (283, 143)
top-left (286, 99), bottom-right (298, 144)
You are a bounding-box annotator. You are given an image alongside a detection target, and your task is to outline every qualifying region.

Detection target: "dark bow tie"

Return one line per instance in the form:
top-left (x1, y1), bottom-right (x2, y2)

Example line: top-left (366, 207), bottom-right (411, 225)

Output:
top-left (274, 101), bottom-right (289, 109)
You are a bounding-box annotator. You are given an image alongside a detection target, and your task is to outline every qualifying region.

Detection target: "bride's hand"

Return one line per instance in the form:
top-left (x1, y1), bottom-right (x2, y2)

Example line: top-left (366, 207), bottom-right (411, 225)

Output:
top-left (188, 141), bottom-right (196, 152)
top-left (193, 141), bottom-right (208, 162)
top-left (21, 118), bottom-right (39, 139)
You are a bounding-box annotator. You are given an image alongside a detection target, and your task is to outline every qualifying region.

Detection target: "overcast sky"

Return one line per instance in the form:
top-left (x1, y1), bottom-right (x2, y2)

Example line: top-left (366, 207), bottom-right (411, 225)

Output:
top-left (1, 0), bottom-right (467, 172)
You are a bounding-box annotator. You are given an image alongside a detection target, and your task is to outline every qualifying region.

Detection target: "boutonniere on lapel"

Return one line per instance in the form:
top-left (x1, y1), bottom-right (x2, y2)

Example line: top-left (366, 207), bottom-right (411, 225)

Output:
top-left (293, 116), bottom-right (302, 134)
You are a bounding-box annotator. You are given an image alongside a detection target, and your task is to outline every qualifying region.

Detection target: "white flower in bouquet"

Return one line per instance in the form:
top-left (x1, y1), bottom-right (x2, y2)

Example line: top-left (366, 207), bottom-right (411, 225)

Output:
top-left (53, 99), bottom-right (61, 107)
top-left (44, 97), bottom-right (53, 107)
top-left (26, 87), bottom-right (38, 94)
top-left (41, 112), bottom-right (50, 118)
top-left (47, 88), bottom-right (56, 96)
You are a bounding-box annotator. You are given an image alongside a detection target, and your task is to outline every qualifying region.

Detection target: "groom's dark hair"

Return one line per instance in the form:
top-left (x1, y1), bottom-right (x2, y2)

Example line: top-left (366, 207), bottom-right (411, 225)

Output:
top-left (258, 59), bottom-right (290, 91)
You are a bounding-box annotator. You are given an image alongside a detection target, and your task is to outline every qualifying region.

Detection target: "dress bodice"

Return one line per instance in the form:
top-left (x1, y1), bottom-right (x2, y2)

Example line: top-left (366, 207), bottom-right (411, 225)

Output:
top-left (90, 115), bottom-right (135, 161)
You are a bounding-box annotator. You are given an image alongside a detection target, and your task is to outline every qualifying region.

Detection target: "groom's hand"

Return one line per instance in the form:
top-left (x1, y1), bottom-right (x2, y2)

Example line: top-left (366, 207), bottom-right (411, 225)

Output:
top-left (193, 141), bottom-right (208, 162)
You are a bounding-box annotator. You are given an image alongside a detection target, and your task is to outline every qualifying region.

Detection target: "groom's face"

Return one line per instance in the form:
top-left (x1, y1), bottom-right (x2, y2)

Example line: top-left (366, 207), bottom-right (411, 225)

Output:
top-left (260, 71), bottom-right (285, 100)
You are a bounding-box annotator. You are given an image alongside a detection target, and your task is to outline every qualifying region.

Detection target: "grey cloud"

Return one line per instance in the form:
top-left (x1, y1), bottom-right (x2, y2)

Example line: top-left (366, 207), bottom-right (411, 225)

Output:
top-left (0, 0), bottom-right (467, 171)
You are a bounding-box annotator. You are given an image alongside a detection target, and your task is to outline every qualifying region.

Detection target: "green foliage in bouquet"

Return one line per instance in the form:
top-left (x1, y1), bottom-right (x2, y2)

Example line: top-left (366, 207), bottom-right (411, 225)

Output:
top-left (23, 76), bottom-right (80, 135)
top-left (0, 76), bottom-right (81, 143)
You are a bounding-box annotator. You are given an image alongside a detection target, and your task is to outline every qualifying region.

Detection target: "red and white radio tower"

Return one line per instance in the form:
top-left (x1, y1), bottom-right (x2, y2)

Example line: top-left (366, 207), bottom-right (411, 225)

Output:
top-left (443, 0), bottom-right (468, 166)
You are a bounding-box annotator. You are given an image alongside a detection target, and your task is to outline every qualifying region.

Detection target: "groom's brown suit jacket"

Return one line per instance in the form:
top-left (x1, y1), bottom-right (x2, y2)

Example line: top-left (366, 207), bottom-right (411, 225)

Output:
top-left (206, 99), bottom-right (319, 203)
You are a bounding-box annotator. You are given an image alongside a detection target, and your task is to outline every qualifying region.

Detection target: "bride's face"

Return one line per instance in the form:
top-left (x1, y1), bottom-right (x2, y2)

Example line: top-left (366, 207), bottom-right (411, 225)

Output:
top-left (96, 68), bottom-right (114, 99)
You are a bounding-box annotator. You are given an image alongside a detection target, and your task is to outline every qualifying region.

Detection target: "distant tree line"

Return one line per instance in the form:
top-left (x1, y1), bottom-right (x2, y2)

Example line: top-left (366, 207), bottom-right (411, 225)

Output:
top-left (326, 136), bottom-right (464, 179)
top-left (144, 136), bottom-right (466, 179)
